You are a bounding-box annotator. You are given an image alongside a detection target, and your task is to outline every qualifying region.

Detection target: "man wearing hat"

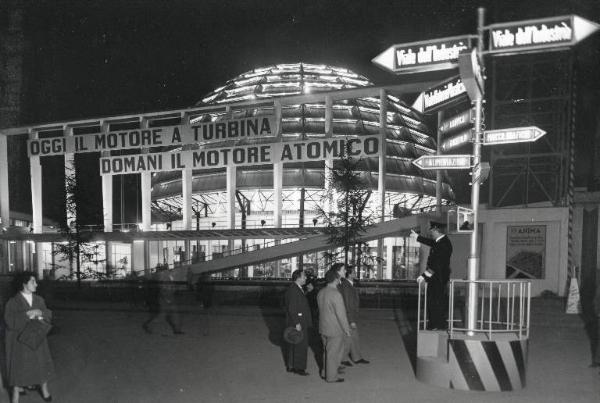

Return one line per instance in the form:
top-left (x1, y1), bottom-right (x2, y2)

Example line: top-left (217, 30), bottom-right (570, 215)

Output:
top-left (284, 269), bottom-right (312, 376)
top-left (411, 221), bottom-right (453, 330)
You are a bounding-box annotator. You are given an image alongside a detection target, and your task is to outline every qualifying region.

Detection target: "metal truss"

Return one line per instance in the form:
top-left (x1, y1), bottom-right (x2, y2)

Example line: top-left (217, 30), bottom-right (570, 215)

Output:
top-left (488, 52), bottom-right (573, 207)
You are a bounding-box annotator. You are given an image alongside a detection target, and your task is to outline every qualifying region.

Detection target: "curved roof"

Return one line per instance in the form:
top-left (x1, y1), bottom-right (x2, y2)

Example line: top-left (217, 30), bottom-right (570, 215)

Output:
top-left (152, 63), bottom-right (454, 207)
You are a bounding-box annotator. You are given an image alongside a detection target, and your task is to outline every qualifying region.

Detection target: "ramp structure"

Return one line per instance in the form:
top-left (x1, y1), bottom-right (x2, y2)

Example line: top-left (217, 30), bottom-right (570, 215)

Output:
top-left (175, 215), bottom-right (427, 282)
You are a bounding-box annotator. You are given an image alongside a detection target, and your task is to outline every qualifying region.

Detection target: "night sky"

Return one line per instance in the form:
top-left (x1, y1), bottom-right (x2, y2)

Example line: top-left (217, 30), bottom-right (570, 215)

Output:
top-left (4, 0), bottom-right (600, 223)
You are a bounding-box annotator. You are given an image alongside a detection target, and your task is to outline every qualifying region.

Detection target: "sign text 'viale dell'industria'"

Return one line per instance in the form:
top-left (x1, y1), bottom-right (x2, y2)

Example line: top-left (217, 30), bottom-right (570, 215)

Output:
top-left (99, 135), bottom-right (380, 175)
top-left (26, 115), bottom-right (277, 157)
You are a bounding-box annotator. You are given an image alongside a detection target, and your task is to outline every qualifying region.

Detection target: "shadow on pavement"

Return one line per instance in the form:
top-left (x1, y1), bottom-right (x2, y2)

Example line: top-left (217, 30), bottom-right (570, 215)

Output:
top-left (258, 292), bottom-right (287, 370)
top-left (391, 299), bottom-right (418, 374)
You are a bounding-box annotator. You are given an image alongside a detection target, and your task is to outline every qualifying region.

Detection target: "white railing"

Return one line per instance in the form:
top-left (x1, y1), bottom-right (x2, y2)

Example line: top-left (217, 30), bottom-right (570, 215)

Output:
top-left (418, 279), bottom-right (531, 340)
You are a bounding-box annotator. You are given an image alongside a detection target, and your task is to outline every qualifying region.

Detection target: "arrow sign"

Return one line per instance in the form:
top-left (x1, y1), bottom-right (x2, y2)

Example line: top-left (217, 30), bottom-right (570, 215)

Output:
top-left (413, 154), bottom-right (472, 170)
top-left (440, 129), bottom-right (473, 152)
top-left (487, 15), bottom-right (600, 55)
top-left (439, 109), bottom-right (473, 135)
top-left (372, 35), bottom-right (476, 74)
top-left (483, 126), bottom-right (546, 145)
top-left (412, 75), bottom-right (468, 113)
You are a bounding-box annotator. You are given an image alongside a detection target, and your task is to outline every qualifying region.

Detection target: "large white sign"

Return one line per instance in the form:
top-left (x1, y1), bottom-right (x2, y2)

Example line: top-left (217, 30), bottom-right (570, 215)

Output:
top-left (27, 115), bottom-right (277, 157)
top-left (487, 15), bottom-right (599, 55)
top-left (99, 135), bottom-right (380, 175)
top-left (372, 35), bottom-right (475, 74)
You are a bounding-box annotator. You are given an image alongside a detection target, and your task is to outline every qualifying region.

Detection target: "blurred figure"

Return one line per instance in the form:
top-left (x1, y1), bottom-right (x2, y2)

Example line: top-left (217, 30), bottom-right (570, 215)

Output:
top-left (143, 268), bottom-right (184, 335)
top-left (4, 271), bottom-right (54, 403)
top-left (317, 268), bottom-right (351, 383)
top-left (284, 269), bottom-right (312, 376)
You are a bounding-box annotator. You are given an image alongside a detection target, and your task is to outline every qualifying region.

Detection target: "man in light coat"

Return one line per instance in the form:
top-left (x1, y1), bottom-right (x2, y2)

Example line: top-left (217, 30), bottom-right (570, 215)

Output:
top-left (317, 268), bottom-right (351, 383)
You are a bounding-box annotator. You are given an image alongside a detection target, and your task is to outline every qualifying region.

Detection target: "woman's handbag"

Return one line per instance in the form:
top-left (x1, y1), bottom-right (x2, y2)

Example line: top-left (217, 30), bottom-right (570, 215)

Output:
top-left (18, 318), bottom-right (52, 350)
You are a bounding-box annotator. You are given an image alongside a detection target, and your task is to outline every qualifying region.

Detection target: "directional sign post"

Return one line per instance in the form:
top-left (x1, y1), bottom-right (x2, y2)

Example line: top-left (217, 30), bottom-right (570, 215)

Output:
top-left (372, 35), bottom-right (476, 74)
top-left (487, 15), bottom-right (600, 55)
top-left (375, 8), bottom-right (599, 344)
top-left (412, 154), bottom-right (472, 170)
top-left (483, 126), bottom-right (546, 145)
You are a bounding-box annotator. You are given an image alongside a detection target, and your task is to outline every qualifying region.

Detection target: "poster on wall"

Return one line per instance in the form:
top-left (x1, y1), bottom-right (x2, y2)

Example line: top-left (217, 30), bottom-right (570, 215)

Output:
top-left (506, 225), bottom-right (546, 279)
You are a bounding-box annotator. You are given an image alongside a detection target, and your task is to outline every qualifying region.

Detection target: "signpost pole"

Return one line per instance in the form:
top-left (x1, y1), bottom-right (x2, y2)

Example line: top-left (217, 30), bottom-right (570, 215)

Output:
top-left (436, 110), bottom-right (444, 214)
top-left (466, 7), bottom-right (486, 335)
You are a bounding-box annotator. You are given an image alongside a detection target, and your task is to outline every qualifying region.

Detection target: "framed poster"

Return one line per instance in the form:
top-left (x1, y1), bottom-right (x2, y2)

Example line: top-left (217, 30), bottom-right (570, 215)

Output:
top-left (506, 225), bottom-right (546, 279)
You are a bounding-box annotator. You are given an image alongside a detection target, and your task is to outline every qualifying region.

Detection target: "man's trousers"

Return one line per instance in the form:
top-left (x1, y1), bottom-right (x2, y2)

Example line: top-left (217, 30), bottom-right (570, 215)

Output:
top-left (321, 334), bottom-right (345, 381)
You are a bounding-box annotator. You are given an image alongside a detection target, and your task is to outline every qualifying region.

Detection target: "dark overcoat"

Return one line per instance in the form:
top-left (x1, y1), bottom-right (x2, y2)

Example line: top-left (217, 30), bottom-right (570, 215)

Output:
top-left (4, 293), bottom-right (55, 386)
top-left (338, 278), bottom-right (360, 324)
top-left (284, 284), bottom-right (312, 329)
top-left (417, 234), bottom-right (453, 283)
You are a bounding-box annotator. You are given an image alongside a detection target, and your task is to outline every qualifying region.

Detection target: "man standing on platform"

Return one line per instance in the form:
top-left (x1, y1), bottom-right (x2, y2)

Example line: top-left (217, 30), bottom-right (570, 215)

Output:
top-left (317, 268), bottom-right (351, 383)
top-left (411, 221), bottom-right (453, 330)
top-left (284, 269), bottom-right (312, 376)
top-left (337, 264), bottom-right (370, 366)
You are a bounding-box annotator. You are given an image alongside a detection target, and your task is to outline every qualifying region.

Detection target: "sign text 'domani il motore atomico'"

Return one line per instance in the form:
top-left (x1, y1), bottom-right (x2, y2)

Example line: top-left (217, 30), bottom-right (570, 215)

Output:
top-left (99, 135), bottom-right (380, 175)
top-left (27, 115), bottom-right (276, 157)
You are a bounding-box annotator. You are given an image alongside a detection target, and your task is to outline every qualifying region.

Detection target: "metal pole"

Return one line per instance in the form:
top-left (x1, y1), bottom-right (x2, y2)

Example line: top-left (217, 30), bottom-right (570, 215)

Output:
top-left (436, 111), bottom-right (444, 214)
top-left (466, 7), bottom-right (486, 334)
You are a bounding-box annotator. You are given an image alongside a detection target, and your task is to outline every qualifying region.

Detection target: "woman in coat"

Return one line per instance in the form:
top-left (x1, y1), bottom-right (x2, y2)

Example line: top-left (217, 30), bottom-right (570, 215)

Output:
top-left (4, 271), bottom-right (54, 403)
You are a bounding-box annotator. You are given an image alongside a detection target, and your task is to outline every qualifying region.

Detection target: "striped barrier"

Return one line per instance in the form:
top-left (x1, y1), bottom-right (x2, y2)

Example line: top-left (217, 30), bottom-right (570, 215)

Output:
top-left (448, 338), bottom-right (528, 391)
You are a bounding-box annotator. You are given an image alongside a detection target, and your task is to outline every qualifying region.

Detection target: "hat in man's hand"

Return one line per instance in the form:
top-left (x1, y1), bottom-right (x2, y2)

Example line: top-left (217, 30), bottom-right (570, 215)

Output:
top-left (283, 327), bottom-right (303, 344)
top-left (429, 221), bottom-right (446, 231)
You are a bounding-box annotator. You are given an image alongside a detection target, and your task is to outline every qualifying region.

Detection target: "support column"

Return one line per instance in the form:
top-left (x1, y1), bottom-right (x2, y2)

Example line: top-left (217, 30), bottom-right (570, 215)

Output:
top-left (0, 134), bottom-right (9, 228)
top-left (182, 168), bottom-right (193, 230)
top-left (226, 165), bottom-right (236, 252)
top-left (386, 241), bottom-right (393, 280)
top-left (140, 119), bottom-right (152, 232)
top-left (102, 172), bottom-right (113, 232)
top-left (29, 130), bottom-right (42, 233)
top-left (377, 89), bottom-right (388, 279)
top-left (274, 99), bottom-right (284, 228)
top-left (140, 173), bottom-right (152, 231)
top-left (64, 127), bottom-right (75, 228)
top-left (273, 162), bottom-right (283, 227)
top-left (324, 96), bottom-right (334, 214)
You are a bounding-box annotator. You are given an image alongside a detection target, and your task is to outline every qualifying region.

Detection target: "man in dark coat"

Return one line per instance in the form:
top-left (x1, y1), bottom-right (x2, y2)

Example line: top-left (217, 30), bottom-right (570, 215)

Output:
top-left (337, 264), bottom-right (369, 365)
top-left (284, 269), bottom-right (312, 376)
top-left (412, 221), bottom-right (453, 330)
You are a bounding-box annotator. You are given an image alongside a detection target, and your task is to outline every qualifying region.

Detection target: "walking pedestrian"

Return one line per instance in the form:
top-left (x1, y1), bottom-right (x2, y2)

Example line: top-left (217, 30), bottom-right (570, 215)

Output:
top-left (143, 267), bottom-right (184, 335)
top-left (4, 271), bottom-right (54, 403)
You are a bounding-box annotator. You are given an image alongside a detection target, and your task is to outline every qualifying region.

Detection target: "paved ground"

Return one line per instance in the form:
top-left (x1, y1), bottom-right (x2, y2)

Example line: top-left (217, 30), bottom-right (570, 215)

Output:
top-left (2, 305), bottom-right (599, 403)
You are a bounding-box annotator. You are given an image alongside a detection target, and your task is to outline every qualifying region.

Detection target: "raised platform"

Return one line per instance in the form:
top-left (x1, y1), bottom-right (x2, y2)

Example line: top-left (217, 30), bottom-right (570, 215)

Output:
top-left (416, 330), bottom-right (528, 391)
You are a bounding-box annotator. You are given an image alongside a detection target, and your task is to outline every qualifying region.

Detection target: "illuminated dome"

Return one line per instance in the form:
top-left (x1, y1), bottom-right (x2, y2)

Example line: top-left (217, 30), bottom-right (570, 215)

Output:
top-left (151, 63), bottom-right (454, 224)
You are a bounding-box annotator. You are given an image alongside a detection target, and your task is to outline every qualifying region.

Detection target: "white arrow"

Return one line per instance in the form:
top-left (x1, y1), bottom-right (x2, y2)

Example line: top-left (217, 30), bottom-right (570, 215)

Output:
top-left (483, 126), bottom-right (546, 145)
top-left (413, 154), bottom-right (472, 170)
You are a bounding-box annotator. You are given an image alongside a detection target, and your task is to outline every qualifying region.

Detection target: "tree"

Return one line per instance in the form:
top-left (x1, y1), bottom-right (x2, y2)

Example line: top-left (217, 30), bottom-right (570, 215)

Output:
top-left (52, 164), bottom-right (104, 286)
top-left (317, 144), bottom-right (374, 275)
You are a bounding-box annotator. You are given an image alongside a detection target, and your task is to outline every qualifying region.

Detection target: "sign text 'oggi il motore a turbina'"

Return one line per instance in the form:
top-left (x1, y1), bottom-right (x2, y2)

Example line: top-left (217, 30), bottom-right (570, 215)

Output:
top-left (99, 135), bottom-right (380, 175)
top-left (26, 115), bottom-right (277, 157)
